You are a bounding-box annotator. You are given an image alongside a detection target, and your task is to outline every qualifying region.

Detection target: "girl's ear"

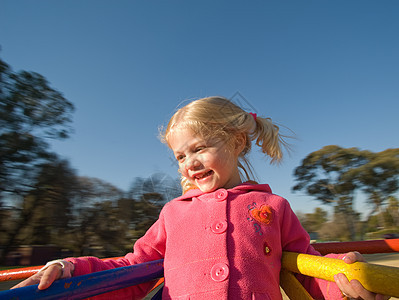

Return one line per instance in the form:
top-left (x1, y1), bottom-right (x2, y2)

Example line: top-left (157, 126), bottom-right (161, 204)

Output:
top-left (234, 133), bottom-right (247, 156)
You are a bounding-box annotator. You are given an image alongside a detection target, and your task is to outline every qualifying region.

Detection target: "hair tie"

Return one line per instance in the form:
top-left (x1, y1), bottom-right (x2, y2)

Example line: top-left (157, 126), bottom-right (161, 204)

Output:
top-left (249, 112), bottom-right (257, 121)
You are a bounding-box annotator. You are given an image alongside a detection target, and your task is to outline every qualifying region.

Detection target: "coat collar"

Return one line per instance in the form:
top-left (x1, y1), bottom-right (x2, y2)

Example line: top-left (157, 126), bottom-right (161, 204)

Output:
top-left (174, 182), bottom-right (272, 201)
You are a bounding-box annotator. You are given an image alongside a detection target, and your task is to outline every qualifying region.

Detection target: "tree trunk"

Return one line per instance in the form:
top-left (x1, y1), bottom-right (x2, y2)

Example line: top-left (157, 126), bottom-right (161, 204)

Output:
top-left (345, 213), bottom-right (357, 241)
top-left (0, 204), bottom-right (38, 264)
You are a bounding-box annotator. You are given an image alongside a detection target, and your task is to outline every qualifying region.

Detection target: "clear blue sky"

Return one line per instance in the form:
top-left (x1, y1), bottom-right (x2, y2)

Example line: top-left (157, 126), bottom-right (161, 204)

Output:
top-left (1, 0), bottom-right (398, 216)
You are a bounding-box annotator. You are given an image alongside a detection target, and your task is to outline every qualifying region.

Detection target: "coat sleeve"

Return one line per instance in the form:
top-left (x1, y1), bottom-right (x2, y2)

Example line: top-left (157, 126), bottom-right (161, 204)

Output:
top-left (65, 210), bottom-right (167, 300)
top-left (280, 199), bottom-right (344, 300)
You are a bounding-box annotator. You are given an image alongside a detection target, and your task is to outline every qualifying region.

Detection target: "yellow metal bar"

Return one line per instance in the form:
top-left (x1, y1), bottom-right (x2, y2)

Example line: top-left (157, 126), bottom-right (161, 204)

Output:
top-left (282, 251), bottom-right (399, 297)
top-left (280, 269), bottom-right (314, 300)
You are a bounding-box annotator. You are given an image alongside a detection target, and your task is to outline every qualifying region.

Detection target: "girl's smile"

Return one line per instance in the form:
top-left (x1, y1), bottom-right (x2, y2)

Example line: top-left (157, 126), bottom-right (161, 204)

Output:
top-left (169, 127), bottom-right (243, 193)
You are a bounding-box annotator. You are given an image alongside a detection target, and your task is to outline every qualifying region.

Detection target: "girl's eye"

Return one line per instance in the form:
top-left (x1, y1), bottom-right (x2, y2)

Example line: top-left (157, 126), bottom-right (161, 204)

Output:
top-left (195, 146), bottom-right (205, 152)
top-left (176, 155), bottom-right (185, 162)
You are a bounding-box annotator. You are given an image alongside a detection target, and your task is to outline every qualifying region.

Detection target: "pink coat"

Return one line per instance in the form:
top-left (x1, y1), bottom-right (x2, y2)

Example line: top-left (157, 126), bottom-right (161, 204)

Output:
top-left (67, 183), bottom-right (344, 299)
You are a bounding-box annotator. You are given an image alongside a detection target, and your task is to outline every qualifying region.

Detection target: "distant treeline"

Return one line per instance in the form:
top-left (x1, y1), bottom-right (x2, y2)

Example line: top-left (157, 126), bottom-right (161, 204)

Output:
top-left (1, 57), bottom-right (398, 265)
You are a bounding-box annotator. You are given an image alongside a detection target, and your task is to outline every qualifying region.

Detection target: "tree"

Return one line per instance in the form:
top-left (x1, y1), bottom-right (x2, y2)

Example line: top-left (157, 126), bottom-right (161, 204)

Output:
top-left (0, 57), bottom-right (74, 199)
top-left (292, 146), bottom-right (369, 240)
top-left (0, 158), bottom-right (78, 263)
top-left (318, 211), bottom-right (361, 242)
top-left (127, 174), bottom-right (181, 237)
top-left (365, 196), bottom-right (399, 234)
top-left (24, 160), bottom-right (78, 244)
top-left (347, 149), bottom-right (399, 228)
top-left (128, 173), bottom-right (181, 206)
top-left (386, 196), bottom-right (399, 228)
top-left (67, 176), bottom-right (125, 256)
top-left (293, 146), bottom-right (399, 240)
top-left (78, 200), bottom-right (130, 257)
top-left (300, 207), bottom-right (328, 233)
top-left (68, 174), bottom-right (181, 256)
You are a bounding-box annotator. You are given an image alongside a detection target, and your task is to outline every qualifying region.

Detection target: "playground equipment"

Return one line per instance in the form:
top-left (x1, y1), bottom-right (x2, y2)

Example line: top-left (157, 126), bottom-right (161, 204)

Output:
top-left (0, 239), bottom-right (398, 299)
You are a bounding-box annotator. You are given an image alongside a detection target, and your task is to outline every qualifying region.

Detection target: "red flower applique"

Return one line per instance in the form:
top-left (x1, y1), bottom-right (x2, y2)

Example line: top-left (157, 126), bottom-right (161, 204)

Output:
top-left (250, 204), bottom-right (273, 225)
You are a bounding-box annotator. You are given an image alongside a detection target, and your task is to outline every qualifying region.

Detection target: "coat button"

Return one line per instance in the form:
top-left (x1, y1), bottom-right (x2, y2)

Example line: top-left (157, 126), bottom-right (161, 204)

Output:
top-left (215, 189), bottom-right (228, 201)
top-left (211, 220), bottom-right (228, 234)
top-left (211, 263), bottom-right (229, 282)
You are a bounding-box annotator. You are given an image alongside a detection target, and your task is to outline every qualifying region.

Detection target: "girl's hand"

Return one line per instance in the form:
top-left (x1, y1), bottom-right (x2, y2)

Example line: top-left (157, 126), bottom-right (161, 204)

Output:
top-left (333, 251), bottom-right (390, 300)
top-left (11, 260), bottom-right (73, 290)
top-left (11, 264), bottom-right (63, 290)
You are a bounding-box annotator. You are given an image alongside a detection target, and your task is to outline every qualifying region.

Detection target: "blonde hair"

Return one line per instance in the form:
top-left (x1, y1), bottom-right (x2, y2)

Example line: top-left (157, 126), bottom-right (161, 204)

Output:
top-left (160, 96), bottom-right (289, 193)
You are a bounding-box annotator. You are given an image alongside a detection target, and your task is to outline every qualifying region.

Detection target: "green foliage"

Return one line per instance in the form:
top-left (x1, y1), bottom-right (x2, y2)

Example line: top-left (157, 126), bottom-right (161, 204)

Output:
top-left (22, 159), bottom-right (78, 244)
top-left (298, 207), bottom-right (328, 233)
top-left (0, 58), bottom-right (74, 198)
top-left (293, 146), bottom-right (399, 241)
top-left (0, 57), bottom-right (184, 261)
top-left (293, 146), bottom-right (368, 204)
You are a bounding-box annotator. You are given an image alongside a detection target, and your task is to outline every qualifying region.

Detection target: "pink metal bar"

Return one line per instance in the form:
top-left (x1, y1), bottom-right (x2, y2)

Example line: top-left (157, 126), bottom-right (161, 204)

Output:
top-left (312, 239), bottom-right (399, 255)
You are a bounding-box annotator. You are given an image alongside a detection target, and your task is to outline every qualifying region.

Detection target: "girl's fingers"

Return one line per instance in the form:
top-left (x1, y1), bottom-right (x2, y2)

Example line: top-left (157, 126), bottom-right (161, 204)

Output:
top-left (343, 251), bottom-right (365, 264)
top-left (338, 253), bottom-right (391, 300)
top-left (11, 264), bottom-right (63, 290)
top-left (11, 276), bottom-right (40, 289)
top-left (376, 294), bottom-right (392, 300)
top-left (38, 265), bottom-right (62, 290)
top-left (349, 278), bottom-right (377, 300)
top-left (334, 273), bottom-right (358, 298)
top-left (334, 273), bottom-right (386, 300)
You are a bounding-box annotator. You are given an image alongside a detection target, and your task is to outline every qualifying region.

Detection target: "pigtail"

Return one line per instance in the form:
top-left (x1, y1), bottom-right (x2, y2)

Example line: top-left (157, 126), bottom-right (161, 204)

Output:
top-left (250, 115), bottom-right (288, 163)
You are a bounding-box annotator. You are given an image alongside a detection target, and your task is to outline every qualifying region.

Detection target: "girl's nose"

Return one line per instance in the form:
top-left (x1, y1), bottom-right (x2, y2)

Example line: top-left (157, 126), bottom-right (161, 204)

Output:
top-left (185, 156), bottom-right (201, 170)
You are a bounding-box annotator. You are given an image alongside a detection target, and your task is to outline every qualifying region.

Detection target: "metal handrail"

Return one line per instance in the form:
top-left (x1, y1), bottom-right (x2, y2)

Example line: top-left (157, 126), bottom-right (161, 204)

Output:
top-left (1, 239), bottom-right (398, 299)
top-left (2, 239), bottom-right (398, 282)
top-left (312, 238), bottom-right (399, 254)
top-left (0, 259), bottom-right (164, 300)
top-left (282, 251), bottom-right (399, 298)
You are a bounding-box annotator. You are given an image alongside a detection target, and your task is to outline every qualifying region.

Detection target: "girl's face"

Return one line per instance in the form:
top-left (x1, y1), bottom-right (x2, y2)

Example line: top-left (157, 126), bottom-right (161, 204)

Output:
top-left (169, 127), bottom-right (243, 193)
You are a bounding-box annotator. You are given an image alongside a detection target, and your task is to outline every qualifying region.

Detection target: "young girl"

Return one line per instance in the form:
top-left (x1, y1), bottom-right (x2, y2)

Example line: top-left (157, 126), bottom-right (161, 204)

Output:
top-left (13, 97), bottom-right (386, 299)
